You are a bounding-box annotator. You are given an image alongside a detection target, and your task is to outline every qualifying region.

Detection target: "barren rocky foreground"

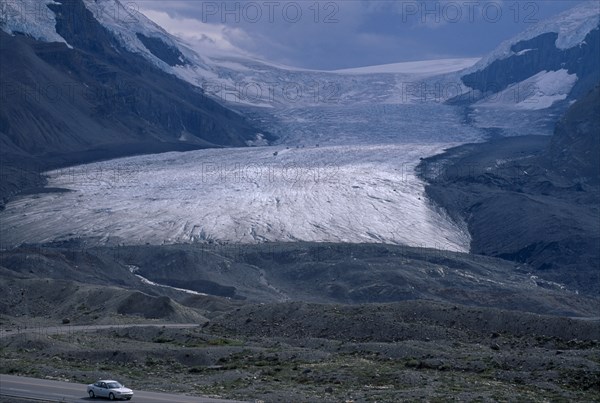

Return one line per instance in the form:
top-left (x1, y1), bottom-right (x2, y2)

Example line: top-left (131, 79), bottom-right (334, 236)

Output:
top-left (1, 303), bottom-right (599, 402)
top-left (1, 242), bottom-right (599, 402)
top-left (2, 90), bottom-right (598, 401)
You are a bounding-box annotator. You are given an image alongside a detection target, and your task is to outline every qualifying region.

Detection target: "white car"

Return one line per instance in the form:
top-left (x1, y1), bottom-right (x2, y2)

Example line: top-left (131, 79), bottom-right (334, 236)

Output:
top-left (87, 380), bottom-right (133, 400)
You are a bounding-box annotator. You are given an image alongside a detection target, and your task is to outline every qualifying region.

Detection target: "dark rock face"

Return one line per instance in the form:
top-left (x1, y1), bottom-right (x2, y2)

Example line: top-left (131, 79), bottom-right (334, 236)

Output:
top-left (135, 33), bottom-right (189, 67)
top-left (460, 26), bottom-right (600, 101)
top-left (420, 86), bottom-right (600, 295)
top-left (3, 242), bottom-right (599, 316)
top-left (0, 0), bottom-right (269, 203)
top-left (543, 85), bottom-right (600, 183)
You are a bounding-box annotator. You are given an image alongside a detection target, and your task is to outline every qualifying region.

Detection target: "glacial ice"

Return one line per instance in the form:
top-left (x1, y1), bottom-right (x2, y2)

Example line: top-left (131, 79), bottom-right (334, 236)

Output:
top-left (4, 0), bottom-right (586, 252)
top-left (0, 103), bottom-right (480, 252)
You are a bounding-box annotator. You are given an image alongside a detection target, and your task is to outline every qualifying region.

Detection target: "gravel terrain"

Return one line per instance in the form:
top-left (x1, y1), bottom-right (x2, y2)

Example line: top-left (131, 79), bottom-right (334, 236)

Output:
top-left (1, 242), bottom-right (599, 402)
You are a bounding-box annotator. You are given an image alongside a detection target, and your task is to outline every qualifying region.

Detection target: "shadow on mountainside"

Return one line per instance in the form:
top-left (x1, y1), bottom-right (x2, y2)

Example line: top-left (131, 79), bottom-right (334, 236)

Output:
top-left (419, 86), bottom-right (600, 295)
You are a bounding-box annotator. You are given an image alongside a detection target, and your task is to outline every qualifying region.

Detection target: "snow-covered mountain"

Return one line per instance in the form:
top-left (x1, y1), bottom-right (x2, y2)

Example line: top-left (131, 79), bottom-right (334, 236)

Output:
top-left (0, 0), bottom-right (70, 45)
top-left (1, 0), bottom-right (479, 109)
top-left (80, 1), bottom-right (480, 107)
top-left (458, 1), bottom-right (599, 109)
top-left (1, 0), bottom-right (597, 251)
top-left (3, 0), bottom-right (597, 135)
top-left (0, 0), bottom-right (271, 200)
top-left (0, 0), bottom-right (481, 250)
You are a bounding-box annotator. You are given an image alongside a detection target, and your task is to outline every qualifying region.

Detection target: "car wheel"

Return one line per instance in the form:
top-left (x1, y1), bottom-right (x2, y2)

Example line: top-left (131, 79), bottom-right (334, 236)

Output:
top-left (109, 392), bottom-right (115, 401)
top-left (89, 390), bottom-right (95, 399)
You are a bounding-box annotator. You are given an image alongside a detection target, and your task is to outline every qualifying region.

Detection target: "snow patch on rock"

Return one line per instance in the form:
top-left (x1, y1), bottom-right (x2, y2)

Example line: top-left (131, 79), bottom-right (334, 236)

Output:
top-left (476, 69), bottom-right (578, 110)
top-left (0, 0), bottom-right (70, 46)
top-left (465, 1), bottom-right (599, 74)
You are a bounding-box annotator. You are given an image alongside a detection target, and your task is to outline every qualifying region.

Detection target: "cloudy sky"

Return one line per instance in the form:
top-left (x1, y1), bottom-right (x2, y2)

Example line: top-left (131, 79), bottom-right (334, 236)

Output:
top-left (136, 0), bottom-right (588, 70)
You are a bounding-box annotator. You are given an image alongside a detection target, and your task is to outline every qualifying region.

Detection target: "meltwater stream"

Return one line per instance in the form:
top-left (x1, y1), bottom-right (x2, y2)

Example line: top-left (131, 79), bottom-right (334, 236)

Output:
top-left (0, 103), bottom-right (482, 251)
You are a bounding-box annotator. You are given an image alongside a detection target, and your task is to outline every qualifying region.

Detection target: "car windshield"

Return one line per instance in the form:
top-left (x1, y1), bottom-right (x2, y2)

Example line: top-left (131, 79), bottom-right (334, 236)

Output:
top-left (106, 382), bottom-right (123, 389)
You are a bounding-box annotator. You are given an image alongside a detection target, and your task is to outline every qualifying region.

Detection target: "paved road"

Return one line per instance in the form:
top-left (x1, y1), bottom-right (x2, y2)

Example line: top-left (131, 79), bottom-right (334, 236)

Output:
top-left (0, 375), bottom-right (248, 402)
top-left (0, 323), bottom-right (200, 339)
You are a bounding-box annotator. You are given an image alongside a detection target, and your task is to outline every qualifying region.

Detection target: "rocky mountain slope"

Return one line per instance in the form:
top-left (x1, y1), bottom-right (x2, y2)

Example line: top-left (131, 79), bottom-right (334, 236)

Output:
top-left (448, 1), bottom-right (599, 138)
top-left (543, 85), bottom-right (600, 182)
top-left (0, 0), bottom-right (266, 206)
top-left (420, 85), bottom-right (600, 295)
top-left (458, 1), bottom-right (599, 105)
top-left (2, 242), bottom-right (598, 317)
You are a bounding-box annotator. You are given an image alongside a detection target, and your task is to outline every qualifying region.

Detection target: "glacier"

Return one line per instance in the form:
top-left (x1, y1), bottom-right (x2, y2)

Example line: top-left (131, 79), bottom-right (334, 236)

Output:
top-left (3, 0), bottom-right (590, 252)
top-left (0, 0), bottom-right (485, 252)
top-left (0, 100), bottom-right (480, 251)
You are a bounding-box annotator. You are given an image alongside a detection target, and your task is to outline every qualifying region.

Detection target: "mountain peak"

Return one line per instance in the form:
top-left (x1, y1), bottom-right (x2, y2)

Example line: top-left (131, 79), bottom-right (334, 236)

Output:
top-left (465, 1), bottom-right (600, 74)
top-left (454, 0), bottom-right (599, 117)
